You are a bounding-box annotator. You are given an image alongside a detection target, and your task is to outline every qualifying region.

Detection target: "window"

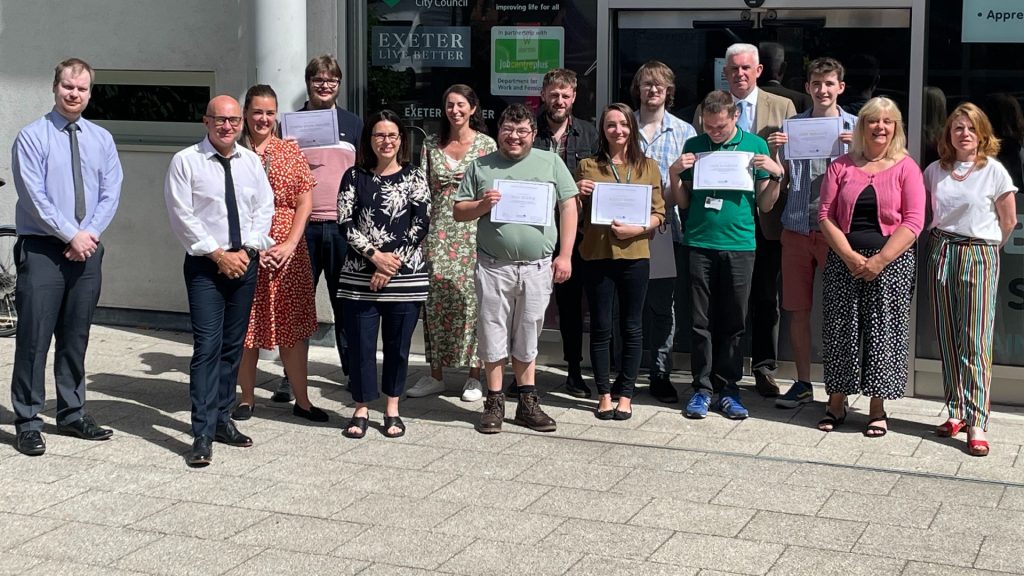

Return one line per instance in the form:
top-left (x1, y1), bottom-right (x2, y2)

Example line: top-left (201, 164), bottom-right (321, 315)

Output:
top-left (83, 70), bottom-right (214, 146)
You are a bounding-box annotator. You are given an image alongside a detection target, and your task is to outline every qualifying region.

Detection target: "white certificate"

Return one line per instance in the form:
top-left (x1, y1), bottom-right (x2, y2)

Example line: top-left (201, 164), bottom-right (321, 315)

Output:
top-left (783, 116), bottom-right (843, 160)
top-left (693, 151), bottom-right (755, 191)
top-left (591, 183), bottom-right (652, 227)
top-left (280, 109), bottom-right (339, 149)
top-left (490, 179), bottom-right (554, 226)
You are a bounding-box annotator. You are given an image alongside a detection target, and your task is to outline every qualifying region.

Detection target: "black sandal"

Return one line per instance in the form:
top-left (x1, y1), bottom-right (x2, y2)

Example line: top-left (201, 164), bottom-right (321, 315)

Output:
top-left (342, 416), bottom-right (369, 439)
top-left (817, 409), bottom-right (846, 432)
top-left (383, 415), bottom-right (406, 438)
top-left (613, 409), bottom-right (633, 421)
top-left (864, 412), bottom-right (888, 438)
top-left (595, 407), bottom-right (615, 420)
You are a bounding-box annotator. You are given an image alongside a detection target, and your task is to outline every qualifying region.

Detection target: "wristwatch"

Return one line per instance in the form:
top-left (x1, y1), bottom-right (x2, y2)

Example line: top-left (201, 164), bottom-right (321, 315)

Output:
top-left (768, 172), bottom-right (783, 182)
top-left (243, 246), bottom-right (259, 259)
top-left (366, 248), bottom-right (376, 258)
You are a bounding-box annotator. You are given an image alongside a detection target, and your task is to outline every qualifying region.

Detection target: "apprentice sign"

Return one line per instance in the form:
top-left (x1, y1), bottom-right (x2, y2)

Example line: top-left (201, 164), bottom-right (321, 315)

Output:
top-left (372, 26), bottom-right (471, 68)
top-left (490, 26), bottom-right (564, 96)
top-left (962, 0), bottom-right (1024, 43)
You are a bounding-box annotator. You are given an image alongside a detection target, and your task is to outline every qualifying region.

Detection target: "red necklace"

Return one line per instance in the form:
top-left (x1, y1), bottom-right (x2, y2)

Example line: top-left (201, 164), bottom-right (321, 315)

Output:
top-left (951, 161), bottom-right (975, 182)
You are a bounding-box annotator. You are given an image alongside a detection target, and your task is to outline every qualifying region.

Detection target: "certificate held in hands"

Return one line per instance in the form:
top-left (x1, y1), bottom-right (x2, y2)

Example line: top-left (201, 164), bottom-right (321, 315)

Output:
top-left (783, 116), bottom-right (843, 160)
top-left (280, 109), bottom-right (339, 149)
top-left (490, 179), bottom-right (555, 226)
top-left (693, 151), bottom-right (755, 191)
top-left (591, 183), bottom-right (652, 227)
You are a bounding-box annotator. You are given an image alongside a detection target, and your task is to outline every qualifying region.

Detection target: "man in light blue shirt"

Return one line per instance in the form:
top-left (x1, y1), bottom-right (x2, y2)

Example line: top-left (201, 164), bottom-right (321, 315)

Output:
top-left (632, 60), bottom-right (697, 404)
top-left (10, 58), bottom-right (122, 456)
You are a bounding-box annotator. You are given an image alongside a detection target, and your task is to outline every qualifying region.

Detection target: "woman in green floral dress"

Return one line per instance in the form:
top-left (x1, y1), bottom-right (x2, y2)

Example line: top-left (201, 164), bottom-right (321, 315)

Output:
top-left (407, 85), bottom-right (497, 401)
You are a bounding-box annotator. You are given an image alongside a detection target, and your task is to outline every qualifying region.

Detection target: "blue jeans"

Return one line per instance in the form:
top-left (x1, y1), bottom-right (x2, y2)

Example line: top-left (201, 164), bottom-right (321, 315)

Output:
top-left (305, 220), bottom-right (349, 374)
top-left (585, 258), bottom-right (649, 397)
top-left (184, 254), bottom-right (258, 438)
top-left (344, 299), bottom-right (421, 403)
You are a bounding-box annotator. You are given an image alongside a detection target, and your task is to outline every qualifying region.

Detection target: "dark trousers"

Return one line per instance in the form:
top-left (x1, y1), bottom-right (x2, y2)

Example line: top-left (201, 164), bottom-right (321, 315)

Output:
top-left (749, 221), bottom-right (781, 375)
top-left (344, 299), bottom-right (421, 403)
top-left (184, 254), bottom-right (258, 439)
top-left (553, 242), bottom-right (584, 372)
top-left (690, 248), bottom-right (755, 398)
top-left (305, 220), bottom-right (348, 373)
top-left (11, 236), bottom-right (103, 433)
top-left (585, 258), bottom-right (649, 398)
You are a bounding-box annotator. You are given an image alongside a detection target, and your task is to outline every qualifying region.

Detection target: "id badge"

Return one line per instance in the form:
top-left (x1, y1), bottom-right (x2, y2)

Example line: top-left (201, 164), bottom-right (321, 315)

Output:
top-left (704, 196), bottom-right (724, 211)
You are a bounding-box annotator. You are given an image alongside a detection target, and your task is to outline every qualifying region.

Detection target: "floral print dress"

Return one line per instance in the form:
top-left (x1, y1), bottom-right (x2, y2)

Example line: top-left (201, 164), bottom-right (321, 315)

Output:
top-left (244, 137), bottom-right (318, 349)
top-left (421, 132), bottom-right (497, 369)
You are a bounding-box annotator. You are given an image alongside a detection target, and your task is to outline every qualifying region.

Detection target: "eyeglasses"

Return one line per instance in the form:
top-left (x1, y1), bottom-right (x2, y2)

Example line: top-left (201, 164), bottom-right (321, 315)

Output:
top-left (205, 115), bottom-right (242, 128)
top-left (499, 127), bottom-right (534, 137)
top-left (640, 82), bottom-right (668, 92)
top-left (311, 78), bottom-right (340, 88)
top-left (372, 132), bottom-right (402, 142)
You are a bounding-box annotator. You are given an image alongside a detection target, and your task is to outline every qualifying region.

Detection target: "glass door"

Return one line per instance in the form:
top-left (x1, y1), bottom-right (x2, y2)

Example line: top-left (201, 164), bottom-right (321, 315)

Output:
top-left (608, 6), bottom-right (913, 368)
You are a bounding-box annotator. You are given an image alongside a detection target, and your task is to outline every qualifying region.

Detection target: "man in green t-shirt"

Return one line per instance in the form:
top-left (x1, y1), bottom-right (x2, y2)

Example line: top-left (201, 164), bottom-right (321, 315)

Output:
top-left (669, 90), bottom-right (784, 420)
top-left (454, 103), bottom-right (579, 434)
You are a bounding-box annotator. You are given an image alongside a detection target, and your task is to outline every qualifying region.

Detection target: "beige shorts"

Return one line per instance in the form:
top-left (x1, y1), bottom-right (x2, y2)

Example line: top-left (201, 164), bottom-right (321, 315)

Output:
top-left (475, 253), bottom-right (553, 364)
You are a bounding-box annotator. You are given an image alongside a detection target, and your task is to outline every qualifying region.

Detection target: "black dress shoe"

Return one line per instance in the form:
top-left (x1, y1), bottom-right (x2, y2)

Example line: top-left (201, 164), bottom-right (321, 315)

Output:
top-left (15, 430), bottom-right (46, 456)
top-left (57, 415), bottom-right (113, 441)
top-left (214, 421), bottom-right (253, 447)
top-left (564, 374), bottom-right (592, 399)
top-left (293, 404), bottom-right (329, 422)
top-left (270, 376), bottom-right (292, 403)
top-left (188, 436), bottom-right (212, 467)
top-left (754, 372), bottom-right (781, 397)
top-left (649, 373), bottom-right (679, 404)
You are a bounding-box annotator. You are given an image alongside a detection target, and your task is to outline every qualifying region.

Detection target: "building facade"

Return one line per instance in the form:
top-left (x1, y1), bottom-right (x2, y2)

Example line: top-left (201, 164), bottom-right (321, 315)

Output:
top-left (1, 0), bottom-right (1021, 401)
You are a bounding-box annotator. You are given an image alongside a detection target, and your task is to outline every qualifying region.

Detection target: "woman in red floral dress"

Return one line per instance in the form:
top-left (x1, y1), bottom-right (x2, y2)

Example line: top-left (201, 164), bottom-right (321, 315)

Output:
top-left (233, 85), bottom-right (325, 422)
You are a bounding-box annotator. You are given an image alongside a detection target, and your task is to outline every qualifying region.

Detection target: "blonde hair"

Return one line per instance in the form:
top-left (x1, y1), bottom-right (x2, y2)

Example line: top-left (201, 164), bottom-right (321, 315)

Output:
top-left (937, 102), bottom-right (1001, 171)
top-left (851, 96), bottom-right (908, 160)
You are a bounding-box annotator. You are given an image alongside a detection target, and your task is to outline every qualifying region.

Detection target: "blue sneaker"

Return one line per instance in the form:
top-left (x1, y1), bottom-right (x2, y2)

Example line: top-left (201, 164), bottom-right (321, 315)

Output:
top-left (684, 392), bottom-right (711, 419)
top-left (718, 395), bottom-right (749, 420)
top-left (775, 380), bottom-right (814, 409)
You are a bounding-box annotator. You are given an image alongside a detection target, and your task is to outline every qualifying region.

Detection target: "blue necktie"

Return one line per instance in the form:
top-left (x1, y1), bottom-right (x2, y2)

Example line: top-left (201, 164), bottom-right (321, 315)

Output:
top-left (214, 155), bottom-right (242, 250)
top-left (737, 101), bottom-right (752, 133)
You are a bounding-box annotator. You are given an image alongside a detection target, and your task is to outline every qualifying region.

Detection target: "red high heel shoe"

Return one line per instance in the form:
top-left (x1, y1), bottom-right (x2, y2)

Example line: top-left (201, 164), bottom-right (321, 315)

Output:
top-left (936, 419), bottom-right (966, 437)
top-left (967, 428), bottom-right (989, 457)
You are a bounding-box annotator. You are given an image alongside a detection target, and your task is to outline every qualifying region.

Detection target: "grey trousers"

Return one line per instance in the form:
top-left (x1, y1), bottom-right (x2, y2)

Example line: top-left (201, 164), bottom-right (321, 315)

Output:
top-left (11, 236), bottom-right (103, 433)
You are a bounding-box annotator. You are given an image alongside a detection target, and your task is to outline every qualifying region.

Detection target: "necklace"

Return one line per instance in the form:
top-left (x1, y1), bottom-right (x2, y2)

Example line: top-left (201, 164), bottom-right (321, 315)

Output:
top-left (951, 161), bottom-right (976, 182)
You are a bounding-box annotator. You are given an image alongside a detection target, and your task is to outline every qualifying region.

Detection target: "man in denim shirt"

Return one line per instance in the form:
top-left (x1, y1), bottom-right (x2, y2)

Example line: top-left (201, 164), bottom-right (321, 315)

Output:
top-left (766, 57), bottom-right (858, 410)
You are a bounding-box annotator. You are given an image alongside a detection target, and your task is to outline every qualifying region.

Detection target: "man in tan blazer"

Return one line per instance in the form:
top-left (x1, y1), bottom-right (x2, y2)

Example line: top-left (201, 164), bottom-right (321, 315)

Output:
top-left (693, 43), bottom-right (796, 399)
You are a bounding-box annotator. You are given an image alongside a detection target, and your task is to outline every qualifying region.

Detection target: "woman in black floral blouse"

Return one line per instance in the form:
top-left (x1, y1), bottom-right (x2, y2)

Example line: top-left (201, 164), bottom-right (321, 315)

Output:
top-left (337, 110), bottom-right (431, 439)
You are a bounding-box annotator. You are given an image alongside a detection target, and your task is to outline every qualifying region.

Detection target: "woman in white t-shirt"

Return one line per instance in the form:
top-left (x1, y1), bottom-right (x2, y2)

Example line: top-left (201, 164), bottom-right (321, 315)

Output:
top-left (923, 102), bottom-right (1018, 457)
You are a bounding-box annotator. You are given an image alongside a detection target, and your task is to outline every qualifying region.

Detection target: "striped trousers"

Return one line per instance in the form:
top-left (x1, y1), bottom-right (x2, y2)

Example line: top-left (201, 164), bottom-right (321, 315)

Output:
top-left (927, 229), bottom-right (1000, 429)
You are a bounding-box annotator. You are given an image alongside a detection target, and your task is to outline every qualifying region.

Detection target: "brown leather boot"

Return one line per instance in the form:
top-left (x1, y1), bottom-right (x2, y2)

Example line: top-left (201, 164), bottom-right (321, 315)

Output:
top-left (476, 391), bottom-right (505, 434)
top-left (514, 392), bottom-right (557, 432)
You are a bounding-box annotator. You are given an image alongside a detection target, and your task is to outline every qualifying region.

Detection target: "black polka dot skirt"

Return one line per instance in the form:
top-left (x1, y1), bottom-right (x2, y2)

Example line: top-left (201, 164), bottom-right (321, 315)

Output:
top-left (821, 248), bottom-right (916, 400)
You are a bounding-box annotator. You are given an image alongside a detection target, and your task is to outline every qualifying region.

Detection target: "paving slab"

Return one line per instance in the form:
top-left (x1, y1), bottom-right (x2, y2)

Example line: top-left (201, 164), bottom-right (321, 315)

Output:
top-left (888, 476), bottom-right (1005, 508)
top-left (0, 512), bottom-right (64, 552)
top-left (330, 525), bottom-right (472, 569)
top-left (36, 489), bottom-right (176, 527)
top-left (331, 494), bottom-right (460, 531)
top-left (132, 501), bottom-right (270, 540)
top-left (765, 546), bottom-right (904, 576)
top-left (526, 487), bottom-right (652, 523)
top-left (222, 549), bottom-right (369, 576)
top-left (564, 556), bottom-right (698, 576)
top-left (817, 491), bottom-right (940, 529)
top-left (228, 514), bottom-right (362, 553)
top-left (712, 480), bottom-right (832, 516)
top-left (115, 534), bottom-right (260, 576)
top-left (852, 524), bottom-right (983, 567)
top-left (738, 510), bottom-right (866, 552)
top-left (612, 468), bottom-right (730, 503)
top-left (649, 533), bottom-right (784, 575)
top-left (437, 540), bottom-right (582, 576)
top-left (629, 497), bottom-right (755, 537)
top-left (11, 523), bottom-right (162, 565)
top-left (515, 458), bottom-right (632, 491)
top-left (432, 505), bottom-right (565, 545)
top-left (975, 535), bottom-right (1024, 572)
top-left (428, 475), bottom-right (550, 511)
top-left (901, 562), bottom-right (1012, 576)
top-left (543, 518), bottom-right (675, 561)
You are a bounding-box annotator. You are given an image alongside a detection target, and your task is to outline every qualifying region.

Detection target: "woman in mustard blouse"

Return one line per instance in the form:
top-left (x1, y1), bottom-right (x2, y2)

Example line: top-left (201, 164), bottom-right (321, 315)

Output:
top-left (576, 102), bottom-right (666, 420)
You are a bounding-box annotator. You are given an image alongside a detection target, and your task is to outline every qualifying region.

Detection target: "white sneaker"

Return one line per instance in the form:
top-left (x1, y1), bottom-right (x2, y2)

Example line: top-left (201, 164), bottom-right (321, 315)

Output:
top-left (407, 375), bottom-right (445, 398)
top-left (461, 378), bottom-right (484, 402)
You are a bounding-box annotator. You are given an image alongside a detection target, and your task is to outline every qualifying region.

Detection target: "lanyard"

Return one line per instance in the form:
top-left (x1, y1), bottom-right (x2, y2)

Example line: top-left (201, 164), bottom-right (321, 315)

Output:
top-left (609, 163), bottom-right (632, 183)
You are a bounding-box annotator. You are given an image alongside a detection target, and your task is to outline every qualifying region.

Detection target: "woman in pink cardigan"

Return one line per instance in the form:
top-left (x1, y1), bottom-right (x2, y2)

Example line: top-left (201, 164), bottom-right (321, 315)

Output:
top-left (817, 96), bottom-right (926, 436)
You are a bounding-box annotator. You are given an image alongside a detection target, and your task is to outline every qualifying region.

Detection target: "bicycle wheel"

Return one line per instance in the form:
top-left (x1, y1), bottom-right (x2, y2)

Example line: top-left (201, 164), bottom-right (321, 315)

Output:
top-left (0, 225), bottom-right (17, 337)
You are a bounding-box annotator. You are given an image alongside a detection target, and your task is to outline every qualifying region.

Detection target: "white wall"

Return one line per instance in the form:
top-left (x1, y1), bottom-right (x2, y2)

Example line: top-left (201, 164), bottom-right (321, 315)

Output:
top-left (0, 0), bottom-right (344, 320)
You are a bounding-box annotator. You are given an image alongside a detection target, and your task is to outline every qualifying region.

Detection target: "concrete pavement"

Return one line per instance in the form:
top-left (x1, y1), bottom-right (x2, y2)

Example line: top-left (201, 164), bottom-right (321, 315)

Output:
top-left (2, 325), bottom-right (1023, 575)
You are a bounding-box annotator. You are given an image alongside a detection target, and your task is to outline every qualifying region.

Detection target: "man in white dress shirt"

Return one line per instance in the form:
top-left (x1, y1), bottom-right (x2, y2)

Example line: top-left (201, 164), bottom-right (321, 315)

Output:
top-left (164, 95), bottom-right (274, 466)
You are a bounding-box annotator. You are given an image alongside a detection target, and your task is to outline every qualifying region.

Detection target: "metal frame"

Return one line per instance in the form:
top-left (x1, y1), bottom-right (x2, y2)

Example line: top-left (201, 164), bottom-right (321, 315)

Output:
top-left (597, 0), bottom-right (931, 395)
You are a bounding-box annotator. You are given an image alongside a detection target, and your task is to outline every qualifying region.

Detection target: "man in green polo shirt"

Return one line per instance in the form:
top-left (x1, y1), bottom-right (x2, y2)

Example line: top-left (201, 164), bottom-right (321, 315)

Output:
top-left (669, 90), bottom-right (784, 420)
top-left (454, 103), bottom-right (579, 434)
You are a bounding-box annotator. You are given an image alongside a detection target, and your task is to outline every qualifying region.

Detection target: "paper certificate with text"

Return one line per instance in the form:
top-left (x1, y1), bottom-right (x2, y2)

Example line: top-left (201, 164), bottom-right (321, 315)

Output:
top-left (783, 116), bottom-right (843, 160)
top-left (280, 109), bottom-right (339, 149)
top-left (490, 179), bottom-right (555, 226)
top-left (693, 151), bottom-right (755, 191)
top-left (591, 183), bottom-right (652, 227)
